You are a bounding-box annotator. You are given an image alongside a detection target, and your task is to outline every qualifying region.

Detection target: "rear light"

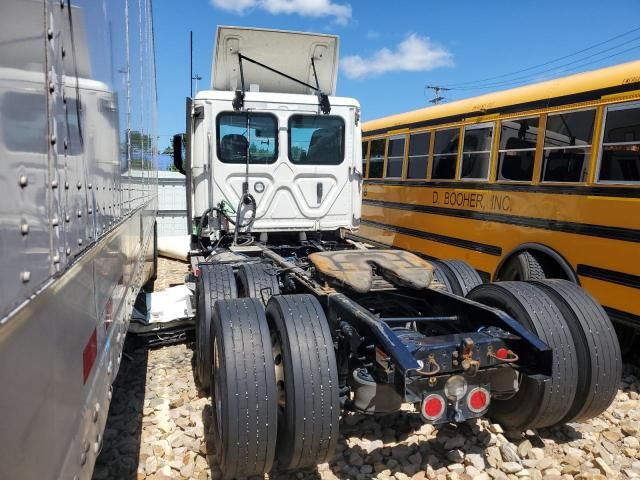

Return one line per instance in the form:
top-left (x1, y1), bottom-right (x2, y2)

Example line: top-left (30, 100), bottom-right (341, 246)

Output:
top-left (194, 266), bottom-right (200, 277)
top-left (444, 375), bottom-right (468, 401)
top-left (496, 348), bottom-right (509, 359)
top-left (421, 394), bottom-right (446, 421)
top-left (467, 387), bottom-right (490, 413)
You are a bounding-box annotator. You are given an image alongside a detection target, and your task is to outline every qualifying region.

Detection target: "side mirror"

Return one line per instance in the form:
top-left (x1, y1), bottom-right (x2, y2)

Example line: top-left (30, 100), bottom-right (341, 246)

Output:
top-left (172, 134), bottom-right (185, 174)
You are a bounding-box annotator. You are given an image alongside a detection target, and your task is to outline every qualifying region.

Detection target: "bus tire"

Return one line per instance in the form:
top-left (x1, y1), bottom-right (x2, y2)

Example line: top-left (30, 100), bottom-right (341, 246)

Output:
top-left (498, 251), bottom-right (546, 281)
top-left (237, 263), bottom-right (280, 304)
top-left (431, 260), bottom-right (482, 296)
top-left (531, 279), bottom-right (622, 422)
top-left (210, 298), bottom-right (277, 479)
top-left (266, 294), bottom-right (340, 471)
top-left (195, 264), bottom-right (237, 392)
top-left (467, 282), bottom-right (578, 429)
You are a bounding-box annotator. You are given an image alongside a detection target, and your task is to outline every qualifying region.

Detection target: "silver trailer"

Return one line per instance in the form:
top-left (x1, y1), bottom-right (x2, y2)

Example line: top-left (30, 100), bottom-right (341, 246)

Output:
top-left (0, 1), bottom-right (158, 479)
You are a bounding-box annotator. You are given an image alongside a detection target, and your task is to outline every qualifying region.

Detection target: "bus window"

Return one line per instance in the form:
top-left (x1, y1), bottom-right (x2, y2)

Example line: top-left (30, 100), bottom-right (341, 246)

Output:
top-left (369, 138), bottom-right (385, 178)
top-left (362, 141), bottom-right (369, 178)
top-left (598, 102), bottom-right (640, 183)
top-left (542, 109), bottom-right (595, 182)
top-left (407, 132), bottom-right (430, 179)
top-left (497, 117), bottom-right (539, 182)
top-left (431, 128), bottom-right (459, 180)
top-left (385, 135), bottom-right (405, 178)
top-left (461, 123), bottom-right (494, 180)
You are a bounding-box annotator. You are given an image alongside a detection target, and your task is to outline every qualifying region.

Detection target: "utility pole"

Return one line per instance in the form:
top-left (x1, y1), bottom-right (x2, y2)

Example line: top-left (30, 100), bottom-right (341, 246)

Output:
top-left (425, 85), bottom-right (450, 105)
top-left (190, 31), bottom-right (203, 95)
top-left (192, 74), bottom-right (202, 92)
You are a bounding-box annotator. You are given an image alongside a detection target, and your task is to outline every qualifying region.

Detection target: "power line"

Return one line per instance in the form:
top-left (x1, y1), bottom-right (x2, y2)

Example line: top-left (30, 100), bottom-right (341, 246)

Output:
top-left (446, 25), bottom-right (640, 88)
top-left (451, 42), bottom-right (640, 92)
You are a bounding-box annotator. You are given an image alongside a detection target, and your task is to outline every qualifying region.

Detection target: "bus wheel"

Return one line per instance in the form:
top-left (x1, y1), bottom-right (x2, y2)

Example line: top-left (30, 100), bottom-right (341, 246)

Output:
top-left (237, 263), bottom-right (280, 304)
top-left (195, 264), bottom-right (237, 392)
top-left (467, 282), bottom-right (578, 429)
top-left (431, 260), bottom-right (483, 296)
top-left (266, 294), bottom-right (340, 471)
top-left (210, 298), bottom-right (277, 479)
top-left (498, 251), bottom-right (546, 281)
top-left (531, 280), bottom-right (622, 422)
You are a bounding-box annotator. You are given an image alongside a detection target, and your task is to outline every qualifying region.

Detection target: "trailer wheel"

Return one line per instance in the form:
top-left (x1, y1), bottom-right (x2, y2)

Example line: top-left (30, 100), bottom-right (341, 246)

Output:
top-left (467, 282), bottom-right (578, 429)
top-left (210, 298), bottom-right (278, 479)
top-left (237, 263), bottom-right (280, 304)
top-left (195, 264), bottom-right (237, 392)
top-left (431, 260), bottom-right (482, 296)
top-left (265, 294), bottom-right (340, 471)
top-left (531, 279), bottom-right (621, 422)
top-left (498, 251), bottom-right (547, 281)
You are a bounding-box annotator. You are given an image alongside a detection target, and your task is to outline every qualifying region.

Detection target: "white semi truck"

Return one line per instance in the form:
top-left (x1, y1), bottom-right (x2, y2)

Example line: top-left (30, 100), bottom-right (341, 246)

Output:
top-left (173, 26), bottom-right (622, 479)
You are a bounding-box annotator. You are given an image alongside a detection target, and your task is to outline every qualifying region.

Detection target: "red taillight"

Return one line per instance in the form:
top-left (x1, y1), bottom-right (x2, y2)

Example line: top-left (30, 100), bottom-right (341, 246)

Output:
top-left (496, 348), bottom-right (509, 359)
top-left (421, 394), bottom-right (445, 421)
top-left (194, 266), bottom-right (200, 277)
top-left (467, 387), bottom-right (490, 413)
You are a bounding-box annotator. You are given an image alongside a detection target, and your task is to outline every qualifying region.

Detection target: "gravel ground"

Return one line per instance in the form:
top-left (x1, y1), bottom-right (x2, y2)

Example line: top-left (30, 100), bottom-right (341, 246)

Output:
top-left (93, 258), bottom-right (640, 480)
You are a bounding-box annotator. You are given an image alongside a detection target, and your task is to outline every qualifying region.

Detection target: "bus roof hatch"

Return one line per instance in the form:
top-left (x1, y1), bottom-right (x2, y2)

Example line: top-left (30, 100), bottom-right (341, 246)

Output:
top-left (211, 26), bottom-right (339, 96)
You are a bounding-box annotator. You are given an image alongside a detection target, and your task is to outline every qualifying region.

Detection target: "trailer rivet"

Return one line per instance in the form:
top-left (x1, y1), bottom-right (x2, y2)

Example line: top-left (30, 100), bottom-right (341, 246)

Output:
top-left (51, 179), bottom-right (58, 188)
top-left (66, 247), bottom-right (71, 255)
top-left (53, 254), bottom-right (60, 264)
top-left (77, 210), bottom-right (82, 217)
top-left (78, 238), bottom-right (83, 246)
top-left (61, 47), bottom-right (66, 57)
top-left (88, 208), bottom-right (92, 214)
top-left (52, 217), bottom-right (59, 226)
top-left (20, 223), bottom-right (29, 235)
top-left (64, 181), bottom-right (69, 190)
top-left (47, 28), bottom-right (53, 40)
top-left (50, 135), bottom-right (56, 145)
top-left (64, 139), bottom-right (68, 149)
top-left (88, 183), bottom-right (92, 189)
top-left (20, 271), bottom-right (30, 283)
top-left (19, 175), bottom-right (28, 187)
top-left (79, 452), bottom-right (86, 466)
top-left (83, 441), bottom-right (90, 453)
top-left (77, 182), bottom-right (82, 189)
top-left (65, 214), bottom-right (70, 222)
top-left (48, 81), bottom-right (55, 93)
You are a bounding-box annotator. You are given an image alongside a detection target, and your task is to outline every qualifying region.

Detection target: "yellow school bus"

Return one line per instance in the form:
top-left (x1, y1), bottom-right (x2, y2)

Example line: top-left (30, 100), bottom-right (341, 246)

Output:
top-left (358, 60), bottom-right (640, 346)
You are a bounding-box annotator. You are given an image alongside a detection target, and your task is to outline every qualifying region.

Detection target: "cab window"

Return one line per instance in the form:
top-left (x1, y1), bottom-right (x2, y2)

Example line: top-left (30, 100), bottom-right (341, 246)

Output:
top-left (598, 102), bottom-right (640, 183)
top-left (407, 132), bottom-right (430, 179)
top-left (369, 139), bottom-right (385, 178)
top-left (289, 115), bottom-right (344, 165)
top-left (431, 128), bottom-right (459, 180)
top-left (385, 135), bottom-right (405, 178)
top-left (497, 117), bottom-right (539, 182)
top-left (542, 109), bottom-right (595, 182)
top-left (217, 112), bottom-right (278, 164)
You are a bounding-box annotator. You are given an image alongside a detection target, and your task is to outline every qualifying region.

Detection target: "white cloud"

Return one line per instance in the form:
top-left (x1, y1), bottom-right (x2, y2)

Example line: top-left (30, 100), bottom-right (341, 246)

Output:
top-left (341, 34), bottom-right (454, 80)
top-left (366, 29), bottom-right (380, 39)
top-left (211, 0), bottom-right (352, 24)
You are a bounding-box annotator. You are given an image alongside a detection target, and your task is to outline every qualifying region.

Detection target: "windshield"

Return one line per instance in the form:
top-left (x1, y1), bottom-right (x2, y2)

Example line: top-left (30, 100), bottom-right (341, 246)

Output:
top-left (288, 114), bottom-right (345, 165)
top-left (216, 112), bottom-right (278, 164)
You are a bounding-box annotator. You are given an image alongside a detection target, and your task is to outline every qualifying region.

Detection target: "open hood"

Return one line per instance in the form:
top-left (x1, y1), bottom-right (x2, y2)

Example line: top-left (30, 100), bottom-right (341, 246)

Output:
top-left (211, 26), bottom-right (339, 95)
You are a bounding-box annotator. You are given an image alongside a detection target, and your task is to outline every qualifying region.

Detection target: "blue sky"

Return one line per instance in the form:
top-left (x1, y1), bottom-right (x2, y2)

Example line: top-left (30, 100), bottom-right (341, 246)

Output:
top-left (153, 0), bottom-right (640, 151)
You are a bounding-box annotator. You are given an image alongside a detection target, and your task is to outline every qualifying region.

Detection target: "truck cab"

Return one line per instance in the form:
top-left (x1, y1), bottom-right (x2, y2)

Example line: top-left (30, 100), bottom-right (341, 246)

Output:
top-left (180, 27), bottom-right (361, 244)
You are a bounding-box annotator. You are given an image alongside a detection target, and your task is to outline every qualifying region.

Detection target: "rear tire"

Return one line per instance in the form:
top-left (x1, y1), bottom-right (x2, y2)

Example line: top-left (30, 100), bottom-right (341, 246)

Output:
top-left (266, 294), bottom-right (340, 471)
top-left (195, 264), bottom-right (237, 392)
top-left (498, 251), bottom-right (547, 281)
top-left (531, 279), bottom-right (621, 422)
top-left (431, 260), bottom-right (482, 296)
top-left (467, 282), bottom-right (578, 429)
top-left (210, 298), bottom-right (278, 479)
top-left (237, 263), bottom-right (280, 304)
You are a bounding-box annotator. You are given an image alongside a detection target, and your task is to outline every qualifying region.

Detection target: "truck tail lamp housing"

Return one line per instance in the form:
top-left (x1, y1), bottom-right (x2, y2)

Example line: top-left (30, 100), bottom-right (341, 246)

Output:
top-left (421, 394), bottom-right (446, 421)
top-left (467, 386), bottom-right (490, 413)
